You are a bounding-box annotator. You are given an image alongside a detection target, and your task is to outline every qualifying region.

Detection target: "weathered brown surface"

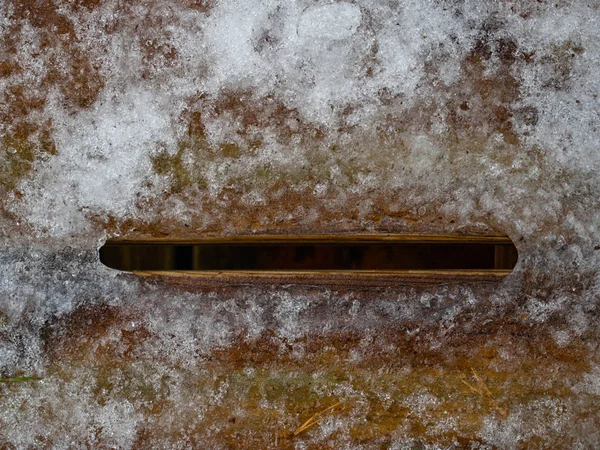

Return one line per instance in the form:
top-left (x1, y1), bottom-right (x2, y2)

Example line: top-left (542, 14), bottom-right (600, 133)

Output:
top-left (0, 0), bottom-right (599, 447)
top-left (34, 300), bottom-right (598, 448)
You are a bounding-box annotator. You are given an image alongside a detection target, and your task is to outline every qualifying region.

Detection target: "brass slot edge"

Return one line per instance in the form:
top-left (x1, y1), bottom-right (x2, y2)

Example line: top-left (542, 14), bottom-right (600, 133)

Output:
top-left (134, 269), bottom-right (512, 277)
top-left (105, 233), bottom-right (514, 245)
top-left (130, 269), bottom-right (513, 287)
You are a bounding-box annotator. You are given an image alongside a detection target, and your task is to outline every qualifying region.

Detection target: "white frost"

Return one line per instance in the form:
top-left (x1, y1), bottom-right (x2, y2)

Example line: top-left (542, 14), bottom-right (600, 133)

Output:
top-left (297, 3), bottom-right (361, 40)
top-left (12, 87), bottom-right (173, 237)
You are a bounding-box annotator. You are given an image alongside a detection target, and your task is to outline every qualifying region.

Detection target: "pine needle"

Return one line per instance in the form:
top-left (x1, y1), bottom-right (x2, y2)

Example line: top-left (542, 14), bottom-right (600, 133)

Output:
top-left (0, 376), bottom-right (42, 383)
top-left (471, 368), bottom-right (493, 398)
top-left (460, 378), bottom-right (482, 396)
top-left (292, 401), bottom-right (345, 436)
top-left (463, 368), bottom-right (507, 418)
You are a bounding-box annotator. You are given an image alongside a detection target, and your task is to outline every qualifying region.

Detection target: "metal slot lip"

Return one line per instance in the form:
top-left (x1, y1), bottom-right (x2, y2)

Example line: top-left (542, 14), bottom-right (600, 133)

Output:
top-left (104, 233), bottom-right (514, 245)
top-left (99, 234), bottom-right (518, 284)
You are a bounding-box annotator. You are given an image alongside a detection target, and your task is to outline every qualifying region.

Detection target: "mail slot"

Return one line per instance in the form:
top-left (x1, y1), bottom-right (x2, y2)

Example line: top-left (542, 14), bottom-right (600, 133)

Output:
top-left (101, 235), bottom-right (518, 271)
top-left (99, 234), bottom-right (518, 288)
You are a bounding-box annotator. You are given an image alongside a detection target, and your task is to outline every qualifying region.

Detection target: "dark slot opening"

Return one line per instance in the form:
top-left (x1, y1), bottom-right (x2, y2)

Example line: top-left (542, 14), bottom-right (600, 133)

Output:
top-left (99, 236), bottom-right (518, 273)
